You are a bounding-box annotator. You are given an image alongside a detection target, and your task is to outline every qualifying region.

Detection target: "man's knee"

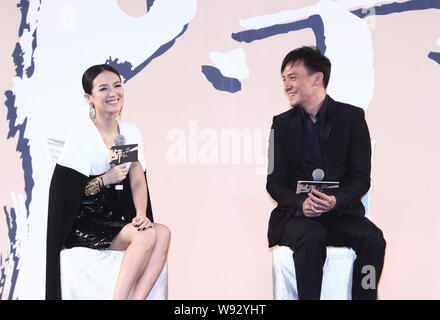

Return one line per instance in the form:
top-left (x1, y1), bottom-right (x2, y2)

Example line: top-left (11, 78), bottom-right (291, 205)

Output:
top-left (298, 225), bottom-right (328, 247)
top-left (361, 228), bottom-right (386, 253)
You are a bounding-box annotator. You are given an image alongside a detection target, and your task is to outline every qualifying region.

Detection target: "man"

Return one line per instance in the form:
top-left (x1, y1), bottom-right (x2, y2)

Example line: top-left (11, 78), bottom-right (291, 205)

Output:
top-left (266, 46), bottom-right (386, 300)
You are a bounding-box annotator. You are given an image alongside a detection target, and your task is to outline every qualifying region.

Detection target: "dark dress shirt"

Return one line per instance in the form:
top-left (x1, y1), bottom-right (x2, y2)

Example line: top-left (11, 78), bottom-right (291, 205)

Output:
top-left (296, 96), bottom-right (328, 215)
top-left (300, 96), bottom-right (328, 175)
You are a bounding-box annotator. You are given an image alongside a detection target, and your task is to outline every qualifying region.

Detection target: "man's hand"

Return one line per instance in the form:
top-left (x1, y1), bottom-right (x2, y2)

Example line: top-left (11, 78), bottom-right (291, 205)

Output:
top-left (302, 188), bottom-right (336, 217)
top-left (302, 197), bottom-right (322, 217)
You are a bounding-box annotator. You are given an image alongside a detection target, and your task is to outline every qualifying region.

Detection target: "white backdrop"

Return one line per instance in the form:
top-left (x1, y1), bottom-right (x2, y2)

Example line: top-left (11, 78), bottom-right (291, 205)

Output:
top-left (1, 0), bottom-right (439, 299)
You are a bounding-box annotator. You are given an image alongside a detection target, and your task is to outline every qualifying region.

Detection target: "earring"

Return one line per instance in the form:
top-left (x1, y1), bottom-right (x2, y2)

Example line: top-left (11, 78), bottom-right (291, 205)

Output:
top-left (89, 103), bottom-right (96, 123)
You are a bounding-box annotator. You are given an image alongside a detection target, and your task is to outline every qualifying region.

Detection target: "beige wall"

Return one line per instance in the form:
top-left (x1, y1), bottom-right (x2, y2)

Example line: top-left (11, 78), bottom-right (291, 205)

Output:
top-left (367, 10), bottom-right (440, 299)
top-left (1, 0), bottom-right (439, 299)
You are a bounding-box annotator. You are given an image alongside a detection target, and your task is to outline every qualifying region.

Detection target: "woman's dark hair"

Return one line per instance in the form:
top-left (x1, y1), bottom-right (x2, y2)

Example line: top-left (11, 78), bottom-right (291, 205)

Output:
top-left (82, 64), bottom-right (122, 94)
top-left (281, 46), bottom-right (331, 88)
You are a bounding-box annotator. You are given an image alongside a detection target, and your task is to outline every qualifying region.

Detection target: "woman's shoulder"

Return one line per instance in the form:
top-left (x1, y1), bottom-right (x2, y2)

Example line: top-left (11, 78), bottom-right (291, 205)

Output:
top-left (58, 120), bottom-right (96, 176)
top-left (66, 119), bottom-right (95, 137)
top-left (62, 120), bottom-right (98, 152)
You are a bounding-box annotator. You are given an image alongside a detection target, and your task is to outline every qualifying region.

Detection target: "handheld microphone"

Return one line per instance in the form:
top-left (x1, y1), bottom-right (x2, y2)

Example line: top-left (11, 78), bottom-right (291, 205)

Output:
top-left (114, 134), bottom-right (126, 191)
top-left (312, 168), bottom-right (324, 181)
top-left (312, 168), bottom-right (325, 193)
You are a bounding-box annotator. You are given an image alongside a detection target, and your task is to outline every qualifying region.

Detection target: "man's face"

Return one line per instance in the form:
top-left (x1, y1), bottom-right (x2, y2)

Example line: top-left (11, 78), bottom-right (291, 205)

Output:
top-left (282, 60), bottom-right (317, 107)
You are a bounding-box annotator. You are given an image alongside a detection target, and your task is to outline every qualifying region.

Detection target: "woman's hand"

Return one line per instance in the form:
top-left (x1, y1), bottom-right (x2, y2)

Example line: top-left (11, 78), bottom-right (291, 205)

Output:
top-left (132, 215), bottom-right (153, 231)
top-left (102, 164), bottom-right (128, 185)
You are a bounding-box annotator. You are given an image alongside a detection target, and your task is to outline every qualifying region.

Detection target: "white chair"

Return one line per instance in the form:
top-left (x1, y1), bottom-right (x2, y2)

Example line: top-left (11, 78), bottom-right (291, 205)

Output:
top-left (272, 193), bottom-right (372, 300)
top-left (272, 140), bottom-right (375, 300)
top-left (272, 246), bottom-right (356, 300)
top-left (45, 138), bottom-right (168, 300)
top-left (60, 248), bottom-right (167, 300)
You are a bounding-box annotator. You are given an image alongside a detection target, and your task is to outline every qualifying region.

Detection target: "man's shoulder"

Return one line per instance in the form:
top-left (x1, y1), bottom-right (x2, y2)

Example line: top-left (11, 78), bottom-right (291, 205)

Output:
top-left (273, 107), bottom-right (298, 121)
top-left (330, 97), bottom-right (365, 117)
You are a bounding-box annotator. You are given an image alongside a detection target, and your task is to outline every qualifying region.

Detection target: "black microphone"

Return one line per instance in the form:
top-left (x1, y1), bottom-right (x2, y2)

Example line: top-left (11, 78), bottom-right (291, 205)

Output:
top-left (114, 134), bottom-right (126, 191)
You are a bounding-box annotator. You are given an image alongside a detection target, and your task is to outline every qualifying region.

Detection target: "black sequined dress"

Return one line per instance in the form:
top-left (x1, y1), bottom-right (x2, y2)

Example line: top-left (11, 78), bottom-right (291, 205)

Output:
top-left (64, 177), bottom-right (129, 249)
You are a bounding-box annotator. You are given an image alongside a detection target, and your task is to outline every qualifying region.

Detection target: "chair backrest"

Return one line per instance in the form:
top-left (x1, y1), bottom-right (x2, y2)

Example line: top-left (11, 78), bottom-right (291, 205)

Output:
top-left (361, 191), bottom-right (371, 219)
top-left (44, 137), bottom-right (65, 176)
top-left (361, 138), bottom-right (376, 220)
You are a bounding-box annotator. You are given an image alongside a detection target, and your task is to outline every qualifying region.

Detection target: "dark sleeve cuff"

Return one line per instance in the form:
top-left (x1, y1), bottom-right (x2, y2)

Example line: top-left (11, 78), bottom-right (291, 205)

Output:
top-left (294, 193), bottom-right (307, 217)
top-left (327, 195), bottom-right (342, 216)
top-left (334, 195), bottom-right (340, 210)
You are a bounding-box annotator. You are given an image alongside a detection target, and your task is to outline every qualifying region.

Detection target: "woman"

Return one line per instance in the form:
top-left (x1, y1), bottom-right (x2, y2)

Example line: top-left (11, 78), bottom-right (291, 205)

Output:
top-left (46, 64), bottom-right (170, 300)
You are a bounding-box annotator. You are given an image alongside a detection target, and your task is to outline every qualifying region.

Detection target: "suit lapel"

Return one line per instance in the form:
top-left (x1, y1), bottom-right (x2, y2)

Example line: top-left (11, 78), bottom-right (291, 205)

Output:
top-left (320, 95), bottom-right (336, 173)
top-left (288, 96), bottom-right (337, 179)
top-left (288, 107), bottom-right (311, 178)
top-left (289, 107), bottom-right (303, 160)
top-left (320, 98), bottom-right (333, 155)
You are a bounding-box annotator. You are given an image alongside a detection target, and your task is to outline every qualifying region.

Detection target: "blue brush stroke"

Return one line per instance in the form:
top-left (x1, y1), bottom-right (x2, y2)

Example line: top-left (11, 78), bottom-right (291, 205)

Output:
top-left (12, 43), bottom-right (24, 79)
top-left (106, 24), bottom-right (189, 82)
top-left (146, 0), bottom-right (156, 11)
top-left (6, 0), bottom-right (37, 216)
top-left (0, 207), bottom-right (19, 300)
top-left (5, 91), bottom-right (34, 215)
top-left (17, 0), bottom-right (30, 37)
top-left (16, 0), bottom-right (38, 78)
top-left (0, 253), bottom-right (4, 298)
top-left (428, 51), bottom-right (440, 65)
top-left (1, 0), bottom-right (39, 299)
top-left (232, 14), bottom-right (326, 53)
top-left (351, 0), bottom-right (440, 18)
top-left (26, 29), bottom-right (38, 78)
top-left (201, 65), bottom-right (242, 93)
top-left (350, 0), bottom-right (440, 67)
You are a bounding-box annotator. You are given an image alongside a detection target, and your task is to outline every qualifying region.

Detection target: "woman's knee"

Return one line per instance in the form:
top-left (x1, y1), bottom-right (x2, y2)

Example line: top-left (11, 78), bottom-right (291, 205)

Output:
top-left (153, 223), bottom-right (171, 243)
top-left (133, 226), bottom-right (157, 250)
top-left (152, 224), bottom-right (171, 257)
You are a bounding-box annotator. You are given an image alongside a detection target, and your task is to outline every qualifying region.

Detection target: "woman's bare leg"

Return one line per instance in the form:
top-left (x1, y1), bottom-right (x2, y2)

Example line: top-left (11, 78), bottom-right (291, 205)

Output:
top-left (130, 224), bottom-right (171, 300)
top-left (109, 224), bottom-right (157, 299)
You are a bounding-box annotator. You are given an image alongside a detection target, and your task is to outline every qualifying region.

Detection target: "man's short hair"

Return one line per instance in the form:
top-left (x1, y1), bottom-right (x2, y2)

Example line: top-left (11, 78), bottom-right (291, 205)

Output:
top-left (281, 46), bottom-right (332, 89)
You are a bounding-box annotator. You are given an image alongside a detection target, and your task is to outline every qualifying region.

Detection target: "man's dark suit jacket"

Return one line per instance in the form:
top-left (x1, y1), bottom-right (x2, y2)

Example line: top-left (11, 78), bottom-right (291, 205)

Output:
top-left (266, 95), bottom-right (371, 248)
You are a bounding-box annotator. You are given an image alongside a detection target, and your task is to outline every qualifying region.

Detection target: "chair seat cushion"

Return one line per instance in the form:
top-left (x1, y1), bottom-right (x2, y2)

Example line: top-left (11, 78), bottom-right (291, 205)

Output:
top-left (272, 246), bottom-right (356, 300)
top-left (60, 247), bottom-right (167, 300)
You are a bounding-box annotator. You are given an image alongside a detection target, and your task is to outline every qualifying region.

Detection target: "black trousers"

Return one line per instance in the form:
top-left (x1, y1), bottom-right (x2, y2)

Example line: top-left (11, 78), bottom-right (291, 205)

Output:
top-left (279, 213), bottom-right (386, 300)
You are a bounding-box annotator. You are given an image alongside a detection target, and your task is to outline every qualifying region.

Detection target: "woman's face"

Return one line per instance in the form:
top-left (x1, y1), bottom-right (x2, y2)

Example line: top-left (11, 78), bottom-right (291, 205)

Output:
top-left (86, 70), bottom-right (124, 118)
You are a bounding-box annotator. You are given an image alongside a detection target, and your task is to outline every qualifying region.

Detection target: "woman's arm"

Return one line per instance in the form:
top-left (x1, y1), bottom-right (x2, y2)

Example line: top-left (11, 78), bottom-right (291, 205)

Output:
top-left (129, 161), bottom-right (148, 217)
top-left (85, 164), bottom-right (128, 196)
